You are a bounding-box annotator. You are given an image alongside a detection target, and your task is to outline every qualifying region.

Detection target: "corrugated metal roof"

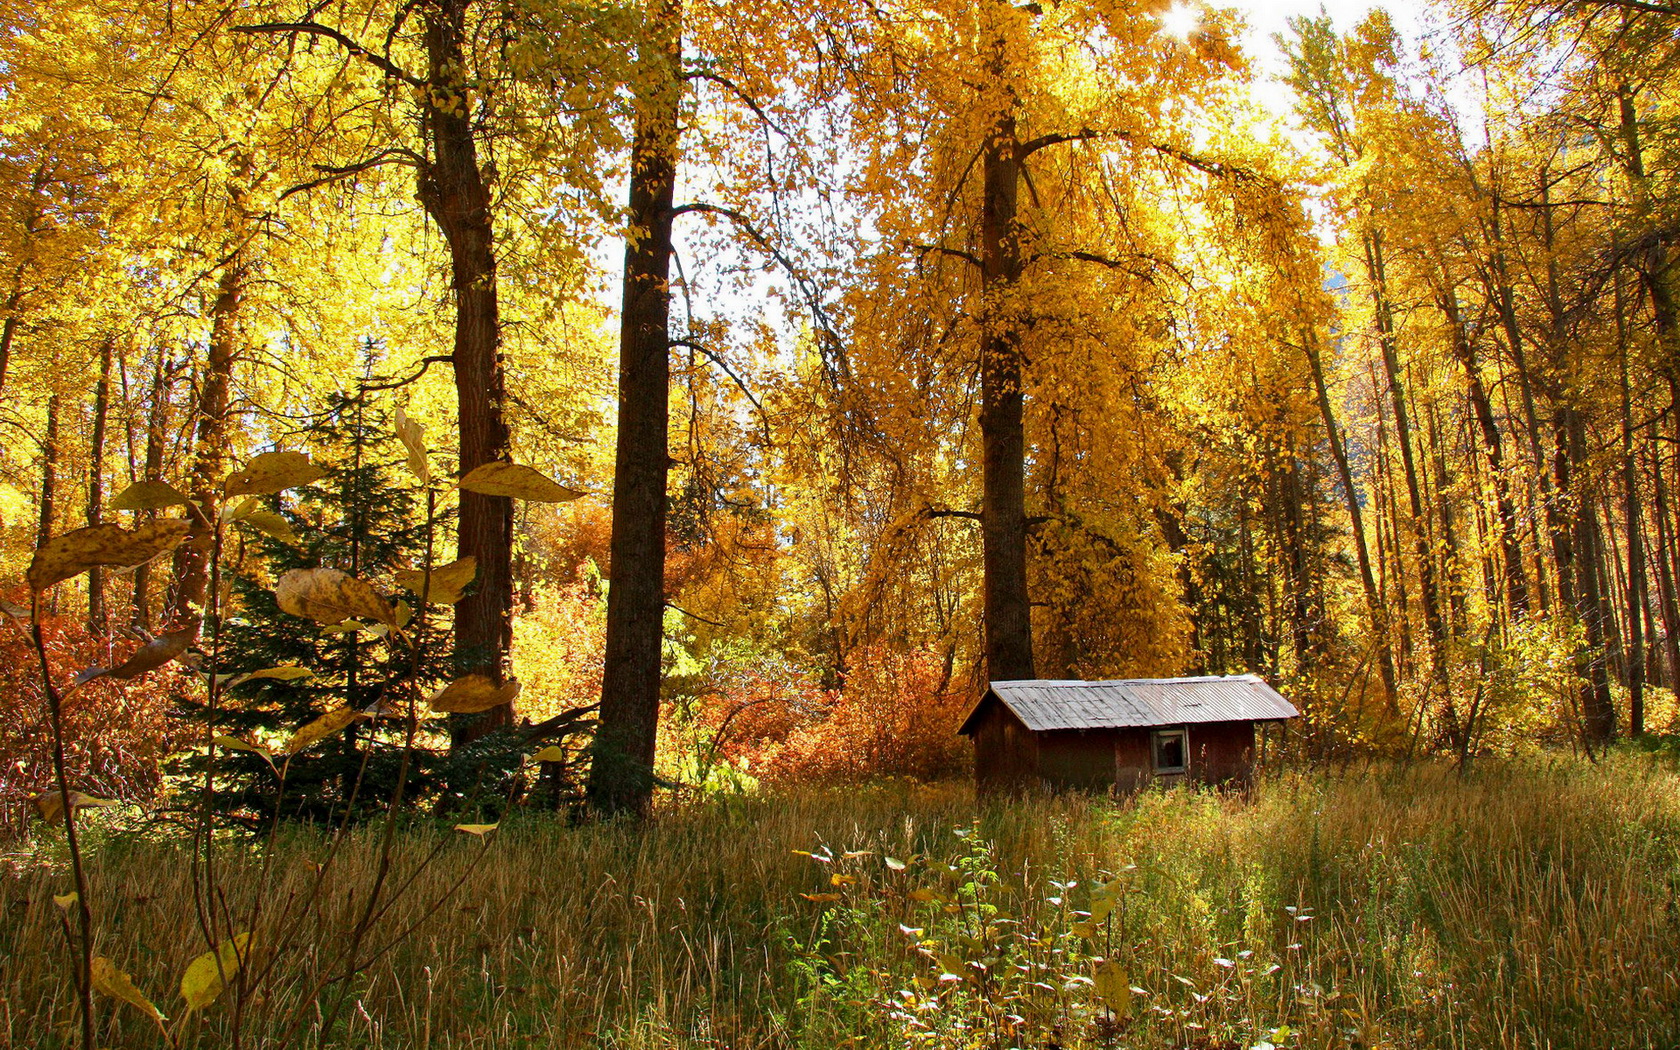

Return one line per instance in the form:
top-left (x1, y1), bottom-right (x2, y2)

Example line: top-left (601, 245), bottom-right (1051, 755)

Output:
top-left (958, 675), bottom-right (1298, 734)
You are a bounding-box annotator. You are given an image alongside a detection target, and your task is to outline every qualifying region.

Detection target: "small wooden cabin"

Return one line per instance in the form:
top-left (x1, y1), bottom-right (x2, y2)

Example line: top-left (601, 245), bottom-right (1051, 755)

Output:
top-left (957, 675), bottom-right (1298, 794)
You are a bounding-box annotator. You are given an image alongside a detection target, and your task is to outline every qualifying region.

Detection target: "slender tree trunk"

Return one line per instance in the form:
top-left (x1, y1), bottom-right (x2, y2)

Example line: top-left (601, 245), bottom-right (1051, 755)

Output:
top-left (1442, 290), bottom-right (1530, 616)
top-left (133, 351), bottom-right (171, 633)
top-left (1304, 333), bottom-right (1398, 713)
top-left (419, 1), bottom-right (516, 724)
top-left (1367, 231), bottom-right (1455, 736)
top-left (1487, 196), bottom-right (1552, 612)
top-left (1650, 436), bottom-right (1680, 688)
top-left (588, 0), bottom-right (682, 817)
top-left (171, 258), bottom-right (243, 624)
top-left (1426, 397), bottom-right (1467, 636)
top-left (0, 314), bottom-right (17, 395)
top-left (39, 393), bottom-right (60, 549)
top-left (1618, 274), bottom-right (1646, 732)
top-left (86, 339), bottom-right (112, 634)
top-left (1560, 407), bottom-right (1616, 742)
top-left (1372, 364), bottom-right (1414, 673)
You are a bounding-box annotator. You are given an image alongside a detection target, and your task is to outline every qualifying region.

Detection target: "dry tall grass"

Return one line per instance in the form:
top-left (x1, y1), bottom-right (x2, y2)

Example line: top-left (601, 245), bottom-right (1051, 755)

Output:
top-left (2, 756), bottom-right (1677, 1048)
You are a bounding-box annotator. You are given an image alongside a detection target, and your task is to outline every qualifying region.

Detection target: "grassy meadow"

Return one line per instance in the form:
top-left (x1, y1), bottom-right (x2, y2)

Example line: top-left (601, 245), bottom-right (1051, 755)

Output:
top-left (3, 755), bottom-right (1679, 1049)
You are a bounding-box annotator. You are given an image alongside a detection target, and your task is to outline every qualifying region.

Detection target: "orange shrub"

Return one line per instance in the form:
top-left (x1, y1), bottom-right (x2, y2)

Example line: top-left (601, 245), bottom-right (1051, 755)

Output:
top-left (0, 611), bottom-right (196, 838)
top-left (701, 645), bottom-right (971, 783)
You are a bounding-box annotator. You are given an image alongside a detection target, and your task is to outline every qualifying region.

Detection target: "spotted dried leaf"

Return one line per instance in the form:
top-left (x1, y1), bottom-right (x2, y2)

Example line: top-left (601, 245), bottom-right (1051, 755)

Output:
top-left (28, 520), bottom-right (191, 591)
top-left (395, 556), bottom-right (477, 605)
top-left (458, 462), bottom-right (582, 502)
top-left (224, 451), bottom-right (325, 497)
top-left (110, 480), bottom-right (189, 512)
top-left (275, 568), bottom-right (397, 627)
top-left (282, 707), bottom-right (364, 755)
top-left (427, 675), bottom-right (522, 714)
top-left (74, 620), bottom-right (200, 686)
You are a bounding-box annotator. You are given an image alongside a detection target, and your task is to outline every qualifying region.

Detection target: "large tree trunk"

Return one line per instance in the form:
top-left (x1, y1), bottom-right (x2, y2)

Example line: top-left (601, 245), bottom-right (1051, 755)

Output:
top-left (588, 0), bottom-right (682, 817)
top-left (976, 44), bottom-right (1033, 684)
top-left (419, 0), bottom-right (515, 723)
top-left (1366, 230), bottom-right (1455, 738)
top-left (1304, 333), bottom-right (1398, 714)
top-left (171, 259), bottom-right (243, 625)
top-left (86, 339), bottom-right (112, 634)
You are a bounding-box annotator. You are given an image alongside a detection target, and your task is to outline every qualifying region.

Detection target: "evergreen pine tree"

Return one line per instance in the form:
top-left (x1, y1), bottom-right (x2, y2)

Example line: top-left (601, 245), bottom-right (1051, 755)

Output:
top-left (184, 389), bottom-right (455, 826)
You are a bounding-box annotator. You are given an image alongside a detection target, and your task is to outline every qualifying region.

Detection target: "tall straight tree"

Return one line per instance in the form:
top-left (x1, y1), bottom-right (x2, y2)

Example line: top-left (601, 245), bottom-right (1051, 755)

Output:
top-left (589, 0), bottom-right (682, 816)
top-left (416, 0), bottom-right (515, 706)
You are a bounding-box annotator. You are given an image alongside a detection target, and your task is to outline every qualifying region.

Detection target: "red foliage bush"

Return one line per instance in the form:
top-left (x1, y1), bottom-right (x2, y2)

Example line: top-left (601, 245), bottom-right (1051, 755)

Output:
top-left (0, 612), bottom-right (195, 838)
top-left (702, 645), bottom-right (971, 783)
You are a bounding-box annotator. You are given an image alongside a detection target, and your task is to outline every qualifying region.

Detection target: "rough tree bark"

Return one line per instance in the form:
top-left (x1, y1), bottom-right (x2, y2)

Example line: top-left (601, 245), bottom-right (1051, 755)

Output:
top-left (417, 0), bottom-right (516, 723)
top-left (171, 258), bottom-right (243, 625)
top-left (976, 26), bottom-right (1034, 684)
top-left (38, 392), bottom-right (59, 550)
top-left (588, 0), bottom-right (682, 817)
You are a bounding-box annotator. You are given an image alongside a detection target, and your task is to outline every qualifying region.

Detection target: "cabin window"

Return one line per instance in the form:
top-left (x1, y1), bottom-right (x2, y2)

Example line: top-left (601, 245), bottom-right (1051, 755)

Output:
top-left (1152, 729), bottom-right (1187, 774)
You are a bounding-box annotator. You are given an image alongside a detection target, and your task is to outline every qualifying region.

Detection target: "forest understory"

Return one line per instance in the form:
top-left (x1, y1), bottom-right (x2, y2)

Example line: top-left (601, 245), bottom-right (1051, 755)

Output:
top-left (4, 757), bottom-right (1679, 1050)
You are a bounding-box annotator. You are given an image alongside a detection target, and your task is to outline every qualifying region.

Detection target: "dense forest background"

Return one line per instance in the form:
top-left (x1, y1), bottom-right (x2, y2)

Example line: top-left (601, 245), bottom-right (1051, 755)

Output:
top-left (2, 0), bottom-right (1676, 823)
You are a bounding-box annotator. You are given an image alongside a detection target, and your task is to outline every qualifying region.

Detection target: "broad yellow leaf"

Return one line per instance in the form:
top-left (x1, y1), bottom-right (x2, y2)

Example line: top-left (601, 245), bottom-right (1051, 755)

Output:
top-left (110, 480), bottom-right (189, 512)
top-left (214, 735), bottom-right (276, 769)
top-left (428, 675), bottom-right (521, 714)
top-left (179, 932), bottom-right (253, 1011)
top-left (239, 665), bottom-right (313, 686)
top-left (28, 520), bottom-right (191, 591)
top-left (223, 451), bottom-right (324, 497)
top-left (92, 955), bottom-right (167, 1030)
top-left (531, 746), bottom-right (567, 762)
top-left (275, 568), bottom-right (398, 627)
top-left (1093, 960), bottom-right (1131, 1017)
top-left (34, 791), bottom-right (119, 823)
top-left (395, 556), bottom-right (477, 605)
top-left (283, 708), bottom-right (363, 755)
top-left (237, 509), bottom-right (302, 546)
top-left (458, 462), bottom-right (582, 502)
top-left (52, 891), bottom-right (78, 910)
top-left (395, 406), bottom-right (430, 482)
top-left (220, 496), bottom-right (260, 523)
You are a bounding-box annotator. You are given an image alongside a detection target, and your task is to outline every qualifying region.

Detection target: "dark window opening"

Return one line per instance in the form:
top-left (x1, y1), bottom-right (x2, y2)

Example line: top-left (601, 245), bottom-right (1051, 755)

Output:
top-left (1152, 729), bottom-right (1187, 774)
